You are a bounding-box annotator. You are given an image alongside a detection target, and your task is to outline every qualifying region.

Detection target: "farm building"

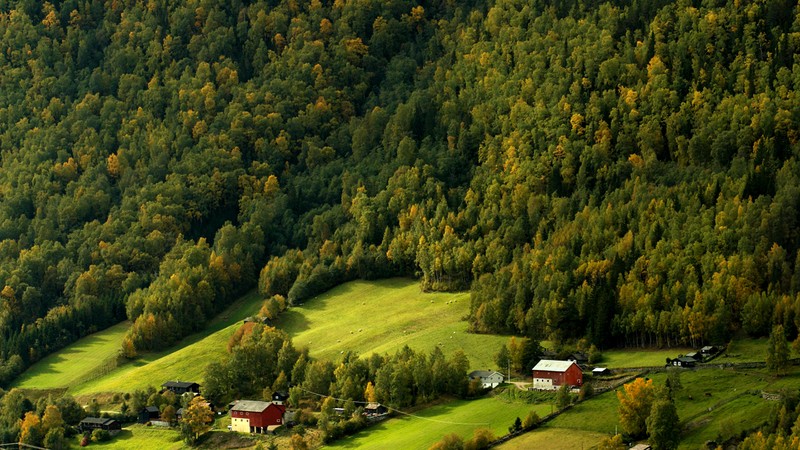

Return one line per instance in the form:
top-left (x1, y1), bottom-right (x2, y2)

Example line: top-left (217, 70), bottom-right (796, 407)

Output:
top-left (79, 417), bottom-right (121, 433)
top-left (684, 351), bottom-right (703, 361)
top-left (567, 352), bottom-right (589, 364)
top-left (592, 367), bottom-right (610, 376)
top-left (668, 356), bottom-right (696, 368)
top-left (138, 405), bottom-right (160, 423)
top-left (532, 360), bottom-right (583, 390)
top-left (229, 400), bottom-right (286, 434)
top-left (364, 402), bottom-right (388, 416)
top-left (271, 391), bottom-right (289, 405)
top-left (468, 370), bottom-right (505, 388)
top-left (161, 380), bottom-right (201, 395)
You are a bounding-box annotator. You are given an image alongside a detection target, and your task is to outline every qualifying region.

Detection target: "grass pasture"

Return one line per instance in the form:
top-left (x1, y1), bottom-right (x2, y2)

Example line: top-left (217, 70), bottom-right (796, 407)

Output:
top-left (495, 428), bottom-right (608, 449)
top-left (600, 346), bottom-right (693, 368)
top-left (276, 278), bottom-right (512, 371)
top-left (70, 290), bottom-right (264, 395)
top-left (326, 393), bottom-right (550, 449)
top-left (87, 425), bottom-right (185, 450)
top-left (659, 368), bottom-right (773, 448)
top-left (14, 321), bottom-right (131, 390)
top-left (537, 366), bottom-right (779, 449)
top-left (18, 278), bottom-right (514, 396)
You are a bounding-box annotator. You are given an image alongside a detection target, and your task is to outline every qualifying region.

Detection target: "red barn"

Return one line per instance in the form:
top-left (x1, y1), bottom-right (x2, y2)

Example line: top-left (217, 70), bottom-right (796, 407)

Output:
top-left (532, 360), bottom-right (583, 390)
top-left (230, 400), bottom-right (286, 434)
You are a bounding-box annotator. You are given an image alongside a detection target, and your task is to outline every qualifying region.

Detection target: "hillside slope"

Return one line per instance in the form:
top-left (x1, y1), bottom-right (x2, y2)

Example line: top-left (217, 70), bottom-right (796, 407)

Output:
top-left (17, 279), bottom-right (511, 396)
top-left (1, 0), bottom-right (800, 392)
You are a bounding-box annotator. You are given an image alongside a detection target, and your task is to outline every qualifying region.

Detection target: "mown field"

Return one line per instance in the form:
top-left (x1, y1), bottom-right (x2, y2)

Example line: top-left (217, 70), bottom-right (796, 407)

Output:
top-left (600, 347), bottom-right (693, 368)
top-left (14, 321), bottom-right (131, 390)
top-left (14, 289), bottom-right (263, 395)
top-left (17, 279), bottom-right (514, 397)
top-left (495, 428), bottom-right (608, 450)
top-left (71, 290), bottom-right (264, 395)
top-left (325, 392), bottom-right (551, 450)
top-left (86, 425), bottom-right (186, 450)
top-left (275, 278), bottom-right (512, 372)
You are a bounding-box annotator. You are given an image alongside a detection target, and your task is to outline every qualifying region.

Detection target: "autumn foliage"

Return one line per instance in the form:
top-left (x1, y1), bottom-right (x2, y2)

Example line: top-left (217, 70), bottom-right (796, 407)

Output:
top-left (617, 378), bottom-right (656, 438)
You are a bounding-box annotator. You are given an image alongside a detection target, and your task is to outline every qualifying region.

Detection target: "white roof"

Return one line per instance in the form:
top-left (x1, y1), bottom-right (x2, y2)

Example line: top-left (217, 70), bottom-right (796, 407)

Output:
top-left (230, 400), bottom-right (271, 412)
top-left (469, 370), bottom-right (504, 379)
top-left (592, 367), bottom-right (608, 372)
top-left (532, 359), bottom-right (576, 372)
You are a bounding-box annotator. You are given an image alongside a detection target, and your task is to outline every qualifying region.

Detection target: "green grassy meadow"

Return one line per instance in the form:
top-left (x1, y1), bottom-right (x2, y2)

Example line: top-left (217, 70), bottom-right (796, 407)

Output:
top-left (13, 289), bottom-right (264, 395)
top-left (86, 425), bottom-right (186, 450)
top-left (325, 393), bottom-right (551, 450)
top-left (17, 279), bottom-right (514, 397)
top-left (495, 428), bottom-right (608, 450)
top-left (14, 321), bottom-right (131, 390)
top-left (516, 367), bottom-right (779, 450)
top-left (70, 290), bottom-right (264, 395)
top-left (275, 278), bottom-right (512, 372)
top-left (601, 347), bottom-right (693, 368)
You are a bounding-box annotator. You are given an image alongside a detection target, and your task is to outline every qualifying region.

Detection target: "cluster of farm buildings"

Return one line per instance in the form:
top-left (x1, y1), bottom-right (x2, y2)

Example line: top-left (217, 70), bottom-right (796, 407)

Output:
top-left (78, 379), bottom-right (390, 436)
top-left (79, 347), bottom-right (721, 438)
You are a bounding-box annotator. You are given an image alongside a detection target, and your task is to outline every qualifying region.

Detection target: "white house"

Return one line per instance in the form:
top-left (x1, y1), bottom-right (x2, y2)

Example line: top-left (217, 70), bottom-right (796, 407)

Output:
top-left (468, 370), bottom-right (505, 388)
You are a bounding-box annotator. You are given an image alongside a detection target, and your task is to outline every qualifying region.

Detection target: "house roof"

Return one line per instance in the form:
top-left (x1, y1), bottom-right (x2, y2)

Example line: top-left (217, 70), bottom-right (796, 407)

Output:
top-left (230, 400), bottom-right (272, 413)
top-left (532, 359), bottom-right (577, 372)
top-left (568, 352), bottom-right (589, 361)
top-left (469, 370), bottom-right (504, 379)
top-left (364, 402), bottom-right (385, 410)
top-left (144, 406), bottom-right (160, 413)
top-left (80, 417), bottom-right (117, 426)
top-left (162, 381), bottom-right (199, 389)
top-left (592, 367), bottom-right (609, 373)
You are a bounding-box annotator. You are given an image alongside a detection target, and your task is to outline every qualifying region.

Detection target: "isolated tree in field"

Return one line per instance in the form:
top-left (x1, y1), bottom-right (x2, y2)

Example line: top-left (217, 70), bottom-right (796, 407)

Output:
top-left (556, 383), bottom-right (572, 409)
top-left (522, 410), bottom-right (540, 429)
top-left (429, 433), bottom-right (464, 450)
top-left (767, 324), bottom-right (789, 376)
top-left (665, 368), bottom-right (682, 394)
top-left (597, 434), bottom-right (626, 450)
top-left (464, 427), bottom-right (495, 450)
top-left (617, 378), bottom-right (656, 437)
top-left (181, 396), bottom-right (213, 444)
top-left (495, 344), bottom-right (510, 374)
top-left (646, 391), bottom-right (680, 450)
top-left (579, 382), bottom-right (594, 400)
top-left (509, 416), bottom-right (522, 433)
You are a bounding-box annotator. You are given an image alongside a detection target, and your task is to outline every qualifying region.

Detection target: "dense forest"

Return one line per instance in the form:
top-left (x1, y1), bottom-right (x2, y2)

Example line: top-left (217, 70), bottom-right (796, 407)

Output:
top-left (0, 0), bottom-right (799, 385)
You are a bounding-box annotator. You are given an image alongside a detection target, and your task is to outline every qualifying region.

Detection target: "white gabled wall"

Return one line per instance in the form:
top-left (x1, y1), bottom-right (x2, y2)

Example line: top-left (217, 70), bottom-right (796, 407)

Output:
top-left (231, 417), bottom-right (250, 433)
